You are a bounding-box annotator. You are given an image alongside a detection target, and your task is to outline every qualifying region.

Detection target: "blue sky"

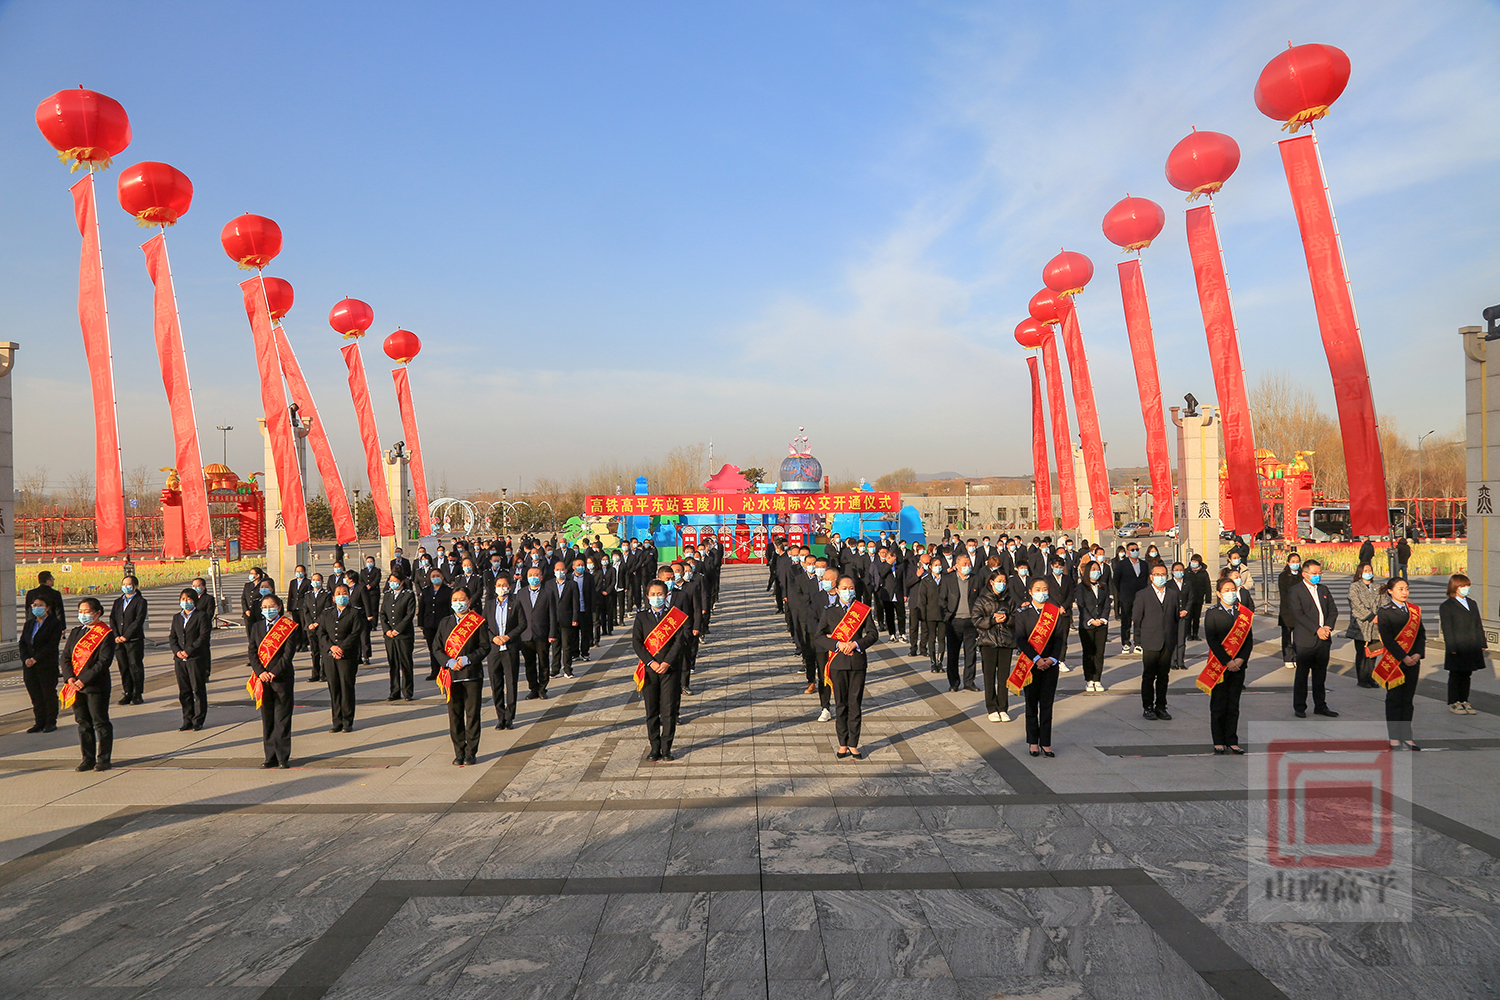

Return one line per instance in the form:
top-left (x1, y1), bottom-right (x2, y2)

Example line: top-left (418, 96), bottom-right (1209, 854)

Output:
top-left (2, 0), bottom-right (1497, 495)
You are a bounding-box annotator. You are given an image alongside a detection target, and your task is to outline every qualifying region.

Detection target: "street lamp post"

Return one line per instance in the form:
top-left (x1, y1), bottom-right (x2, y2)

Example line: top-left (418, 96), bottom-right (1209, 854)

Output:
top-left (216, 425), bottom-right (233, 465)
top-left (1417, 429), bottom-right (1436, 533)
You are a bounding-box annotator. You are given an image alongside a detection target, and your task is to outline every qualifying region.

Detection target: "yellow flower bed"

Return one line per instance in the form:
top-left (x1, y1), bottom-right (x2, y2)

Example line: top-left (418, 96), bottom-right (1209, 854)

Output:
top-left (16, 558), bottom-right (259, 596)
top-left (1219, 543), bottom-right (1466, 577)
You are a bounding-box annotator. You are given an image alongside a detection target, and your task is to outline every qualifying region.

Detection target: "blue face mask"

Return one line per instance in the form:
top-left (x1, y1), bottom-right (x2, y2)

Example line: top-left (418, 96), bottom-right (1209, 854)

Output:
top-left (295, 572), bottom-right (304, 580)
top-left (389, 580), bottom-right (401, 590)
top-left (259, 587), bottom-right (272, 597)
top-left (193, 584), bottom-right (204, 595)
top-left (78, 611), bottom-right (95, 625)
top-left (451, 601), bottom-right (468, 614)
top-left (1362, 572), bottom-right (1374, 581)
top-left (819, 579), bottom-right (834, 592)
top-left (121, 584), bottom-right (134, 594)
top-left (334, 595), bottom-right (350, 608)
top-left (1308, 574), bottom-right (1321, 585)
top-left (180, 600), bottom-right (195, 612)
top-left (528, 576), bottom-right (541, 587)
top-left (1033, 591), bottom-right (1048, 604)
top-left (263, 607), bottom-right (280, 622)
top-left (649, 595), bottom-right (667, 610)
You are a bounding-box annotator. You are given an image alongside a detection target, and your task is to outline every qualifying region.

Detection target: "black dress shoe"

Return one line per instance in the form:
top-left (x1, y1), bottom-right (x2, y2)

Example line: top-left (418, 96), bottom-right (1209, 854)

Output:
top-left (404, 696), bottom-right (415, 701)
top-left (131, 697), bottom-right (143, 705)
top-left (345, 724), bottom-right (355, 732)
top-left (261, 760), bottom-right (278, 769)
top-left (495, 721), bottom-right (505, 731)
top-left (95, 761), bottom-right (112, 771)
top-left (465, 754), bottom-right (477, 765)
top-left (329, 726), bottom-right (344, 733)
top-left (118, 696), bottom-right (131, 706)
top-left (1143, 710), bottom-right (1158, 721)
top-left (278, 762), bottom-right (291, 769)
top-left (192, 723), bottom-right (203, 731)
top-left (386, 694), bottom-right (401, 701)
top-left (75, 761), bottom-right (95, 772)
top-left (453, 756), bottom-right (464, 766)
top-left (26, 725), bottom-right (41, 734)
top-left (648, 751), bottom-right (663, 762)
top-left (836, 749), bottom-right (851, 759)
top-left (42, 723), bottom-right (56, 733)
top-left (1294, 710), bottom-right (1307, 718)
top-left (662, 751), bottom-right (676, 761)
top-left (179, 724), bottom-right (193, 732)
top-left (1313, 707), bottom-right (1339, 717)
top-left (1156, 709), bottom-right (1172, 721)
top-left (525, 692), bottom-right (538, 700)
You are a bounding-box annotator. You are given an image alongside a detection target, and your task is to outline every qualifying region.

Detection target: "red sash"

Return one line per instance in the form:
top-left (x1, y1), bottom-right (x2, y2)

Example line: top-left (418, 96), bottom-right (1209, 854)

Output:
top-left (1373, 604), bottom-right (1421, 690)
top-left (438, 611), bottom-right (485, 703)
top-left (258, 614), bottom-right (298, 666)
top-left (1007, 602), bottom-right (1060, 694)
top-left (60, 622), bottom-right (110, 709)
top-left (1196, 603), bottom-right (1253, 694)
top-left (823, 601), bottom-right (871, 687)
top-left (634, 607), bottom-right (688, 690)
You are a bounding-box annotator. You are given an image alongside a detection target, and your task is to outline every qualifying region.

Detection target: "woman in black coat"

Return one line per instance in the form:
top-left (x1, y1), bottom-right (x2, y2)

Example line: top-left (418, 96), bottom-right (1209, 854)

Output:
top-left (1438, 573), bottom-right (1485, 714)
top-left (1012, 577), bottom-right (1069, 758)
top-left (1377, 578), bottom-right (1426, 750)
top-left (170, 588), bottom-right (212, 731)
top-left (971, 570), bottom-right (1015, 723)
top-left (1075, 557), bottom-right (1111, 694)
top-left (248, 595), bottom-right (298, 768)
top-left (1203, 579), bottom-right (1254, 754)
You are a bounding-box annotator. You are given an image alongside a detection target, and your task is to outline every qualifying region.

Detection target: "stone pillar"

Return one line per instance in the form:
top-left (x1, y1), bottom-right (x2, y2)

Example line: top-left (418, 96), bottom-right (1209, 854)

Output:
top-left (258, 417), bottom-right (297, 588)
top-left (1072, 442), bottom-right (1096, 543)
top-left (1463, 326), bottom-right (1499, 636)
top-left (0, 342), bottom-right (16, 651)
top-left (383, 442), bottom-right (410, 569)
top-left (1172, 404), bottom-right (1221, 565)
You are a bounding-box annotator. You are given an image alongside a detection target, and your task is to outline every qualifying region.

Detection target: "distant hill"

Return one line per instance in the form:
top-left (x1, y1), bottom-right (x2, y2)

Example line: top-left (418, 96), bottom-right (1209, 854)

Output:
top-left (914, 471), bottom-right (964, 481)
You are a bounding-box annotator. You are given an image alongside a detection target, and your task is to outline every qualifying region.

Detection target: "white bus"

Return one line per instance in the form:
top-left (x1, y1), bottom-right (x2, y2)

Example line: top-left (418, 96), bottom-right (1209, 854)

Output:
top-left (1295, 506), bottom-right (1408, 542)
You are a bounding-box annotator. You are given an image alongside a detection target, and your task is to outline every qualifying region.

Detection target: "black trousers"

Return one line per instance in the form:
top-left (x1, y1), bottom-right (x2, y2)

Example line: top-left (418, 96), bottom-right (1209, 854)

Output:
top-left (1209, 669), bottom-right (1244, 746)
top-left (879, 599), bottom-right (898, 636)
top-left (1385, 661), bottom-right (1419, 740)
top-left (361, 619), bottom-right (374, 661)
top-left (908, 617), bottom-right (921, 656)
top-left (924, 619), bottom-right (946, 667)
top-left (1353, 640), bottom-right (1375, 685)
top-left (1449, 670), bottom-right (1474, 703)
top-left (74, 688), bottom-right (113, 764)
top-left (978, 645), bottom-right (1011, 715)
top-left (260, 681), bottom-right (293, 765)
top-left (773, 580), bottom-right (784, 613)
top-left (1293, 643), bottom-right (1331, 713)
top-left (554, 625), bottom-right (577, 674)
top-left (641, 662), bottom-right (681, 754)
top-left (307, 630), bottom-right (325, 681)
top-left (894, 598), bottom-right (906, 637)
top-left (116, 639), bottom-right (144, 699)
top-left (576, 611), bottom-right (592, 656)
top-left (327, 657), bottom-right (358, 728)
top-left (945, 620), bottom-right (978, 690)
top-left (1117, 592), bottom-right (1137, 645)
top-left (422, 627), bottom-right (441, 679)
top-left (628, 578), bottom-right (643, 609)
top-left (448, 680), bottom-right (482, 758)
top-left (1186, 601), bottom-right (1203, 640)
top-left (175, 657), bottom-right (208, 727)
top-left (831, 668), bottom-right (866, 747)
top-left (386, 632), bottom-right (414, 699)
top-left (488, 648), bottom-right (521, 724)
top-left (1140, 647), bottom-right (1172, 712)
top-left (1024, 665), bottom-right (1059, 746)
top-left (23, 665), bottom-right (59, 728)
top-left (1281, 624), bottom-right (1295, 662)
top-left (522, 639), bottom-right (550, 695)
top-left (1079, 625), bottom-right (1107, 683)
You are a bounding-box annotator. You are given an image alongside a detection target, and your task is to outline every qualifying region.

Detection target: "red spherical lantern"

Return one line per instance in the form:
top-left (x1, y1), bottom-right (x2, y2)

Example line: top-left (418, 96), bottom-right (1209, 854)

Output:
top-left (220, 214), bottom-right (282, 270)
top-left (1014, 318), bottom-right (1046, 349)
top-left (329, 298), bottom-right (375, 339)
top-left (1165, 129), bottom-right (1241, 201)
top-left (35, 87), bottom-right (131, 172)
top-left (261, 277), bottom-right (294, 321)
top-left (116, 161), bottom-right (193, 228)
top-left (1042, 249), bottom-right (1093, 298)
top-left (383, 328), bottom-right (422, 364)
top-left (1254, 43), bottom-right (1350, 133)
top-left (1028, 288), bottom-right (1064, 327)
top-left (1101, 195), bottom-right (1166, 252)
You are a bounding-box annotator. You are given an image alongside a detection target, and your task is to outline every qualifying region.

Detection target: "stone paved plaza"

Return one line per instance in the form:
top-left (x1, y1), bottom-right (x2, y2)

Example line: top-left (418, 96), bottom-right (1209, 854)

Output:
top-left (1, 565), bottom-right (1499, 999)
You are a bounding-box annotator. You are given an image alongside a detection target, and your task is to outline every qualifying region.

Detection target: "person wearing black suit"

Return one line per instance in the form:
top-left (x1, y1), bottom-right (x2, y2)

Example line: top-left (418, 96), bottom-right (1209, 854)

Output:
top-left (170, 588), bottom-right (212, 730)
top-left (870, 548), bottom-right (900, 639)
top-left (1379, 577), bottom-right (1425, 748)
top-left (109, 576), bottom-right (148, 705)
top-left (1439, 574), bottom-right (1486, 713)
top-left (567, 560), bottom-right (595, 662)
top-left (380, 570), bottom-right (418, 701)
top-left (972, 572), bottom-right (1015, 722)
top-left (1132, 565), bottom-right (1181, 720)
top-left (1184, 555), bottom-right (1211, 641)
top-left (634, 580), bottom-right (690, 761)
top-left (300, 576), bottom-right (332, 683)
top-left (317, 584), bottom-right (365, 732)
top-left (1283, 558), bottom-right (1340, 718)
top-left (389, 547), bottom-right (413, 581)
top-left (1203, 579), bottom-right (1254, 753)
top-left (1012, 580), bottom-right (1068, 757)
top-left (25, 571), bottom-right (65, 623)
top-left (549, 561), bottom-right (582, 679)
top-left (484, 574), bottom-right (527, 729)
top-left (660, 563), bottom-right (703, 703)
top-left (1115, 546), bottom-right (1149, 651)
top-left (63, 598), bottom-right (116, 771)
top-left (356, 564), bottom-right (381, 662)
top-left (594, 557), bottom-right (616, 639)
top-left (940, 557), bottom-right (983, 693)
top-left (248, 594), bottom-right (297, 768)
top-left (816, 577), bottom-right (881, 757)
top-left (241, 568), bottom-right (263, 623)
top-left (419, 569), bottom-right (453, 682)
top-left (20, 594), bottom-right (64, 732)
top-left (287, 565), bottom-right (312, 653)
top-left (1075, 561), bottom-right (1111, 693)
top-left (518, 566), bottom-right (558, 699)
top-left (435, 587), bottom-right (491, 765)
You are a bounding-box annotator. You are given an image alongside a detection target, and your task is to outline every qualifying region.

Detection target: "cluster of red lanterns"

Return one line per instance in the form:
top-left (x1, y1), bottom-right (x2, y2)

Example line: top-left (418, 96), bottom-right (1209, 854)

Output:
top-left (35, 87), bottom-right (131, 171)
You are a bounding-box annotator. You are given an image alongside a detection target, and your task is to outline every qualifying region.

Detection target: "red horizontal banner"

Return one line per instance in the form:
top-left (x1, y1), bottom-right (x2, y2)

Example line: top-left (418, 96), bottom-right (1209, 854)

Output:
top-left (585, 492), bottom-right (900, 518)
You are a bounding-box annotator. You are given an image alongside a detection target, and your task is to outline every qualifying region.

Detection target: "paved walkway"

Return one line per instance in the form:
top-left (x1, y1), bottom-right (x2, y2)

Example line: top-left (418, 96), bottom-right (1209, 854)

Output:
top-left (0, 566), bottom-right (1498, 999)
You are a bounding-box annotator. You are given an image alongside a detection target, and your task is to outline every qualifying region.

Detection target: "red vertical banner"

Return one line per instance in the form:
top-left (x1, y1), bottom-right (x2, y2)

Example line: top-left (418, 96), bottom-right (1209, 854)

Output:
top-left (1058, 303), bottom-right (1113, 530)
top-left (1026, 355), bottom-right (1054, 531)
top-left (69, 174), bottom-right (125, 555)
top-left (340, 343), bottom-right (396, 537)
top-left (391, 367), bottom-right (433, 536)
top-left (141, 234), bottom-right (212, 553)
top-left (1039, 332), bottom-right (1078, 529)
top-left (1278, 133), bottom-right (1388, 536)
top-left (1185, 204), bottom-right (1262, 533)
top-left (239, 278), bottom-right (309, 544)
top-left (271, 324), bottom-right (357, 544)
top-left (1116, 260), bottom-right (1176, 533)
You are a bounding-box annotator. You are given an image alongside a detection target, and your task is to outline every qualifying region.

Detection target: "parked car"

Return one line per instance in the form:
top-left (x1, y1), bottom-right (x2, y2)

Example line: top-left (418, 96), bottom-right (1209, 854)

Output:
top-left (1118, 521), bottom-right (1152, 538)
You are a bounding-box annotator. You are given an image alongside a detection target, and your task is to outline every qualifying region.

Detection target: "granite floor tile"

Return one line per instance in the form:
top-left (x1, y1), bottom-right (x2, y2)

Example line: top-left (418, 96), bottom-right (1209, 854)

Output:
top-left (930, 926), bottom-right (1069, 978)
top-left (705, 929), bottom-right (768, 980)
top-left (451, 932), bottom-right (593, 985)
top-left (577, 931), bottom-right (707, 983)
top-left (763, 929), bottom-right (828, 979)
top-left (819, 927), bottom-right (952, 979)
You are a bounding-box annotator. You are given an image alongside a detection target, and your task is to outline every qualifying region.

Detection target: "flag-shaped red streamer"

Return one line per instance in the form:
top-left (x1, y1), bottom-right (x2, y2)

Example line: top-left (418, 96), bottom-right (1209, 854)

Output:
top-left (1278, 133), bottom-right (1388, 536)
top-left (271, 324), bottom-right (356, 544)
top-left (392, 367), bottom-right (432, 536)
top-left (1058, 303), bottom-right (1113, 530)
top-left (1039, 332), bottom-right (1078, 529)
top-left (1117, 259), bottom-right (1176, 533)
top-left (141, 234), bottom-right (212, 552)
top-left (1185, 204), bottom-right (1262, 533)
top-left (70, 174), bottom-right (125, 555)
top-left (240, 278), bottom-right (309, 543)
top-left (1026, 355), bottom-right (1054, 531)
top-left (341, 343), bottom-right (396, 537)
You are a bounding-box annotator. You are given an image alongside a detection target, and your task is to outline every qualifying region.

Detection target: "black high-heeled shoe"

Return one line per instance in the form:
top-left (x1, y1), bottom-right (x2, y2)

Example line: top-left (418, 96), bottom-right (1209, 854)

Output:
top-left (1028, 746), bottom-right (1040, 757)
top-left (1041, 748), bottom-right (1055, 758)
top-left (1230, 746), bottom-right (1245, 755)
top-left (1213, 746), bottom-right (1227, 755)
top-left (1405, 741), bottom-right (1422, 751)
